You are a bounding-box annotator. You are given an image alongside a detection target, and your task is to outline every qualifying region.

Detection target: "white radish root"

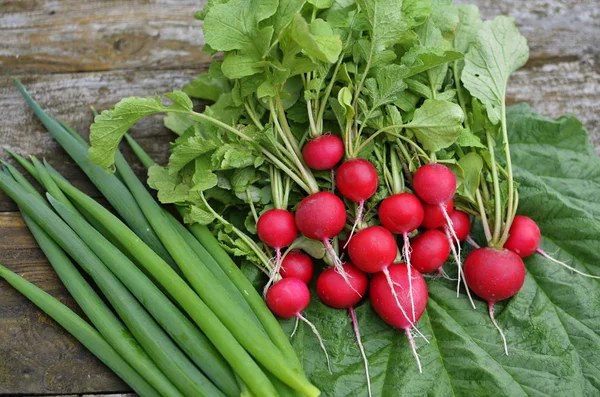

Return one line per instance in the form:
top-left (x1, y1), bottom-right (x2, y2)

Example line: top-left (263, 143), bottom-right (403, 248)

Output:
top-left (297, 313), bottom-right (332, 374)
top-left (349, 307), bottom-right (372, 397)
top-left (402, 232), bottom-right (416, 321)
top-left (488, 302), bottom-right (508, 355)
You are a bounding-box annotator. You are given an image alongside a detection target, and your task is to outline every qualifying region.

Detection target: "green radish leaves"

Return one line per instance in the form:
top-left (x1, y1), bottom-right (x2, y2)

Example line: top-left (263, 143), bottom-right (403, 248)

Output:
top-left (462, 16), bottom-right (529, 125)
top-left (403, 99), bottom-right (464, 152)
top-left (89, 92), bottom-right (193, 170)
top-left (283, 107), bottom-right (600, 396)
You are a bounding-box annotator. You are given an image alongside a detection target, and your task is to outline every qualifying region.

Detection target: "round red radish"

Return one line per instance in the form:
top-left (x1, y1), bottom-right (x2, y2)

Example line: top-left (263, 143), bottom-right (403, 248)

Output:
top-left (413, 164), bottom-right (456, 205)
top-left (280, 250), bottom-right (314, 284)
top-left (504, 215), bottom-right (541, 258)
top-left (442, 210), bottom-right (471, 241)
top-left (265, 278), bottom-right (311, 319)
top-left (316, 263), bottom-right (368, 309)
top-left (378, 193), bottom-right (424, 234)
top-left (257, 209), bottom-right (297, 249)
top-left (335, 159), bottom-right (378, 203)
top-left (411, 230), bottom-right (450, 274)
top-left (295, 192), bottom-right (346, 240)
top-left (370, 264), bottom-right (428, 329)
top-left (347, 226), bottom-right (397, 273)
top-left (421, 199), bottom-right (454, 229)
top-left (464, 248), bottom-right (526, 303)
top-left (302, 134), bottom-right (344, 170)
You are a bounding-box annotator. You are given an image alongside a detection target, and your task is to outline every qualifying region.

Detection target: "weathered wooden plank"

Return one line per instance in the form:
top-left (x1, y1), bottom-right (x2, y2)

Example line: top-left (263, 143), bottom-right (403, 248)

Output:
top-left (0, 69), bottom-right (200, 211)
top-left (2, 0), bottom-right (599, 75)
top-left (1, 0), bottom-right (209, 74)
top-left (455, 0), bottom-right (600, 65)
top-left (0, 216), bottom-right (128, 395)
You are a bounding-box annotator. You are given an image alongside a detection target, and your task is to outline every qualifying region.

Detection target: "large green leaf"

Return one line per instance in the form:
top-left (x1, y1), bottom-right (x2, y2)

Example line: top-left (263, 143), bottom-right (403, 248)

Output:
top-left (284, 105), bottom-right (600, 396)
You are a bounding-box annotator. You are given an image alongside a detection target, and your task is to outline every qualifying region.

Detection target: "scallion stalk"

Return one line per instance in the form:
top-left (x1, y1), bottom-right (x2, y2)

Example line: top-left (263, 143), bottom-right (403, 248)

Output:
top-left (0, 264), bottom-right (162, 397)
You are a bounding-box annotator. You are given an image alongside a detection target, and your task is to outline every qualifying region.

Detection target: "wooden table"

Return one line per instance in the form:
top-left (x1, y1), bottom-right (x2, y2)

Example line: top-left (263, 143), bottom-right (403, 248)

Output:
top-left (0, 1), bottom-right (599, 395)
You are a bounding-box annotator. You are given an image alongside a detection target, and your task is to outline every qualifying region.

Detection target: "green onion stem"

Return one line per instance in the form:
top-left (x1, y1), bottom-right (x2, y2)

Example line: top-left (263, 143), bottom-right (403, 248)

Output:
top-left (0, 264), bottom-right (162, 397)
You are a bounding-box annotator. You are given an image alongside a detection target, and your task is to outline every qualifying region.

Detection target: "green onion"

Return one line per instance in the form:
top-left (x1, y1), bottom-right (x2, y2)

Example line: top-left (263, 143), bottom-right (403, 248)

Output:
top-left (31, 156), bottom-right (78, 213)
top-left (0, 264), bottom-right (162, 397)
top-left (0, 173), bottom-right (223, 397)
top-left (46, 163), bottom-right (317, 397)
top-left (12, 78), bottom-right (175, 269)
top-left (1, 166), bottom-right (183, 397)
top-left (125, 135), bottom-right (304, 371)
top-left (48, 195), bottom-right (240, 397)
top-left (113, 140), bottom-right (317, 395)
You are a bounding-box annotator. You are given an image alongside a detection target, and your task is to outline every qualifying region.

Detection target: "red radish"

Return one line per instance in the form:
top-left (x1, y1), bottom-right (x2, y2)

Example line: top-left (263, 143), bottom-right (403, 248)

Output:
top-left (336, 159), bottom-right (379, 246)
top-left (316, 263), bottom-right (371, 394)
top-left (335, 159), bottom-right (378, 203)
top-left (504, 215), bottom-right (541, 258)
top-left (257, 209), bottom-right (298, 295)
top-left (412, 164), bottom-right (456, 205)
top-left (421, 199), bottom-right (453, 229)
top-left (302, 134), bottom-right (344, 170)
top-left (411, 230), bottom-right (450, 274)
top-left (266, 277), bottom-right (310, 318)
top-left (280, 250), bottom-right (314, 284)
top-left (463, 248), bottom-right (526, 355)
top-left (347, 226), bottom-right (397, 273)
top-left (257, 209), bottom-right (297, 249)
top-left (317, 263), bottom-right (368, 309)
top-left (378, 193), bottom-right (424, 319)
top-left (295, 192), bottom-right (346, 240)
top-left (442, 210), bottom-right (471, 242)
top-left (378, 193), bottom-right (424, 234)
top-left (504, 215), bottom-right (600, 279)
top-left (370, 264), bottom-right (429, 373)
top-left (295, 192), bottom-right (350, 285)
top-left (266, 278), bottom-right (332, 372)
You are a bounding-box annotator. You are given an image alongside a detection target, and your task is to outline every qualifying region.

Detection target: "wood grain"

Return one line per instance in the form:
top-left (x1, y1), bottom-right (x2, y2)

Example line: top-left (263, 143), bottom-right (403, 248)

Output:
top-left (0, 215), bottom-right (128, 395)
top-left (1, 0), bottom-right (209, 74)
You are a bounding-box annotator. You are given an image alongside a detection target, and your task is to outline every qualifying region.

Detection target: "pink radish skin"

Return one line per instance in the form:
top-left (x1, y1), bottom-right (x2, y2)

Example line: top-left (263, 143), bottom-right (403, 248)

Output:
top-left (441, 210), bottom-right (471, 241)
top-left (378, 193), bottom-right (424, 234)
top-left (422, 199), bottom-right (454, 229)
top-left (335, 159), bottom-right (379, 203)
top-left (503, 215), bottom-right (600, 280)
top-left (370, 264), bottom-right (428, 373)
top-left (295, 192), bottom-right (346, 240)
top-left (316, 263), bottom-right (372, 395)
top-left (464, 248), bottom-right (526, 354)
top-left (316, 263), bottom-right (368, 309)
top-left (348, 226), bottom-right (398, 274)
top-left (302, 134), bottom-right (345, 171)
top-left (266, 278), bottom-right (311, 319)
top-left (266, 278), bottom-right (332, 373)
top-left (280, 250), bottom-right (314, 284)
top-left (504, 215), bottom-right (541, 258)
top-left (411, 230), bottom-right (450, 274)
top-left (413, 164), bottom-right (456, 205)
top-left (295, 191), bottom-right (352, 287)
top-left (257, 209), bottom-right (297, 249)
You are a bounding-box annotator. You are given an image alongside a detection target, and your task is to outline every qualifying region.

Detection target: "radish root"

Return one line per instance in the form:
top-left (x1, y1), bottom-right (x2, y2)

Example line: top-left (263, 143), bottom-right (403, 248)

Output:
top-left (537, 248), bottom-right (600, 279)
top-left (382, 267), bottom-right (429, 342)
top-left (263, 248), bottom-right (283, 298)
top-left (343, 200), bottom-right (364, 249)
top-left (297, 313), bottom-right (332, 374)
top-left (324, 239), bottom-right (361, 296)
top-left (405, 327), bottom-right (423, 374)
top-left (402, 232), bottom-right (416, 321)
top-left (444, 228), bottom-right (476, 309)
top-left (488, 302), bottom-right (508, 355)
top-left (290, 316), bottom-right (300, 338)
top-left (465, 235), bottom-right (480, 249)
top-left (349, 307), bottom-right (372, 397)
